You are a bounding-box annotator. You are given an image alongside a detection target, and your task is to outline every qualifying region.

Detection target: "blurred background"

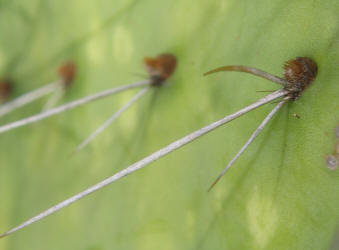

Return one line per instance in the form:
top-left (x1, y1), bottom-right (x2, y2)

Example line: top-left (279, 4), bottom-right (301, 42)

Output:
top-left (0, 0), bottom-right (338, 249)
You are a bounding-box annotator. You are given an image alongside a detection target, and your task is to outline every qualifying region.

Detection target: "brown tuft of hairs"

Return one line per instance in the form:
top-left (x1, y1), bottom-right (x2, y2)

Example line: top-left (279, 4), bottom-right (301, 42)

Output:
top-left (58, 62), bottom-right (77, 87)
top-left (0, 80), bottom-right (12, 102)
top-left (283, 57), bottom-right (318, 100)
top-left (144, 54), bottom-right (177, 86)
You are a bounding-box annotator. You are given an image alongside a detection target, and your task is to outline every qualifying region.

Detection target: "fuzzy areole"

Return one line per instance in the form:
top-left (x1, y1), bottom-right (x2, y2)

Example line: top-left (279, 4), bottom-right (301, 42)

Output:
top-left (0, 80), bottom-right (12, 101)
top-left (144, 53), bottom-right (177, 86)
top-left (283, 57), bottom-right (318, 100)
top-left (59, 62), bottom-right (77, 87)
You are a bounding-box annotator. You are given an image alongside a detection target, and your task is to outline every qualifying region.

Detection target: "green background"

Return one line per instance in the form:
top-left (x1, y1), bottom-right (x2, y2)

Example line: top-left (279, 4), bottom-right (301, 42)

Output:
top-left (0, 0), bottom-right (338, 249)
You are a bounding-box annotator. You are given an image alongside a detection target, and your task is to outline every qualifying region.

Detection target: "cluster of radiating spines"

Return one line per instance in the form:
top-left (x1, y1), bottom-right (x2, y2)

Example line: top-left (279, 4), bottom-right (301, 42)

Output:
top-left (0, 54), bottom-right (177, 136)
top-left (0, 61), bottom-right (77, 118)
top-left (326, 125), bottom-right (339, 170)
top-left (204, 57), bottom-right (318, 190)
top-left (73, 53), bottom-right (177, 153)
top-left (0, 55), bottom-right (319, 239)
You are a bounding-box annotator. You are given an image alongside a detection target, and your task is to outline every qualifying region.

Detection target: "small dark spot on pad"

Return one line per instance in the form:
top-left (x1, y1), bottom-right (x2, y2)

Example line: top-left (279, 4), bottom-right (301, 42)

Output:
top-left (325, 124), bottom-right (339, 170)
top-left (326, 155), bottom-right (338, 170)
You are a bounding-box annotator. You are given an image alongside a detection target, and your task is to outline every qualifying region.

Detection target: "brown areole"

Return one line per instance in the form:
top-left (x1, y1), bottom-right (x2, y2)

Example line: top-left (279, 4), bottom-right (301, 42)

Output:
top-left (283, 57), bottom-right (318, 100)
top-left (144, 53), bottom-right (177, 86)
